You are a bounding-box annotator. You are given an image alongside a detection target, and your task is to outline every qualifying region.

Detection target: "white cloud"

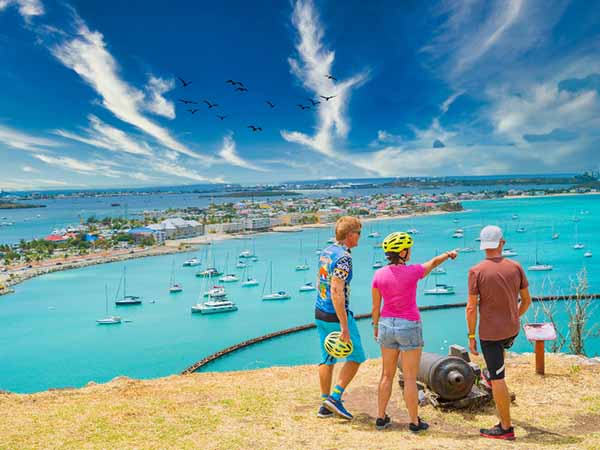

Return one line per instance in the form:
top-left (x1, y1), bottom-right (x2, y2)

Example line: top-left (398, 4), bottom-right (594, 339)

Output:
top-left (440, 90), bottom-right (465, 114)
top-left (0, 0), bottom-right (44, 20)
top-left (50, 19), bottom-right (202, 160)
top-left (32, 153), bottom-right (120, 177)
top-left (55, 115), bottom-right (153, 156)
top-left (144, 76), bottom-right (176, 119)
top-left (281, 0), bottom-right (368, 157)
top-left (0, 124), bottom-right (57, 152)
top-left (21, 165), bottom-right (38, 173)
top-left (150, 160), bottom-right (226, 184)
top-left (217, 135), bottom-right (268, 172)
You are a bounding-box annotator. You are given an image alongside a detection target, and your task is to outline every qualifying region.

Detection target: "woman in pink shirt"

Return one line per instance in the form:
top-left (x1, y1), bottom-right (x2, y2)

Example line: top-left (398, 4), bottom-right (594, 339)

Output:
top-left (371, 231), bottom-right (457, 431)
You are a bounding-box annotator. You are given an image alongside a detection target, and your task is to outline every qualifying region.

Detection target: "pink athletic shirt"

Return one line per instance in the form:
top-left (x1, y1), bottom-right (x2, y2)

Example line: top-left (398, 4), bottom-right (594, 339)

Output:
top-left (372, 264), bottom-right (426, 321)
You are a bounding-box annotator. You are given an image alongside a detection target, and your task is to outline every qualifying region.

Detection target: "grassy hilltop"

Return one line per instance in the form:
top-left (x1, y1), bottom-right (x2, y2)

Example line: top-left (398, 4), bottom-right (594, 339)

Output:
top-left (0, 354), bottom-right (599, 450)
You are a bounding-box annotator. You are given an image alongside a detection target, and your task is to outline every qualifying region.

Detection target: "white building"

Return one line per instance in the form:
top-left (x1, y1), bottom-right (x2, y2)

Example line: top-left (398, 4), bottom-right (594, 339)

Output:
top-left (147, 218), bottom-right (203, 239)
top-left (244, 217), bottom-right (271, 231)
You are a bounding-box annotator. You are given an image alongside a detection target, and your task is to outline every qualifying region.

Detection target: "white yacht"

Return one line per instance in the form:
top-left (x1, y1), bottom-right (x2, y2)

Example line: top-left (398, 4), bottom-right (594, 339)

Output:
top-left (219, 273), bottom-right (239, 283)
top-left (511, 214), bottom-right (519, 220)
top-left (573, 224), bottom-right (584, 249)
top-left (97, 285), bottom-right (122, 325)
top-left (528, 263), bottom-right (553, 271)
top-left (516, 227), bottom-right (526, 233)
top-left (169, 283), bottom-right (183, 293)
top-left (299, 282), bottom-right (316, 292)
top-left (431, 267), bottom-right (446, 274)
top-left (239, 249), bottom-right (253, 258)
top-left (203, 285), bottom-right (226, 298)
top-left (424, 284), bottom-right (455, 295)
top-left (242, 277), bottom-right (259, 287)
top-left (502, 248), bottom-right (518, 257)
top-left (372, 261), bottom-right (384, 269)
top-left (182, 257), bottom-right (201, 267)
top-left (368, 231), bottom-right (380, 238)
top-left (584, 251), bottom-right (592, 258)
top-left (552, 233), bottom-right (560, 240)
top-left (235, 260), bottom-right (248, 269)
top-left (407, 228), bottom-right (419, 235)
top-left (452, 231), bottom-right (464, 239)
top-left (262, 291), bottom-right (291, 301)
top-left (196, 267), bottom-right (223, 278)
top-left (573, 243), bottom-right (585, 250)
top-left (191, 298), bottom-right (238, 314)
top-left (115, 267), bottom-right (142, 305)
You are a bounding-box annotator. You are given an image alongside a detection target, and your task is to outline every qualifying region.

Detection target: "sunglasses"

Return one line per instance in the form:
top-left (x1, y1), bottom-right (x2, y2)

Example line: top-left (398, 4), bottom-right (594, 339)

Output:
top-left (354, 230), bottom-right (361, 235)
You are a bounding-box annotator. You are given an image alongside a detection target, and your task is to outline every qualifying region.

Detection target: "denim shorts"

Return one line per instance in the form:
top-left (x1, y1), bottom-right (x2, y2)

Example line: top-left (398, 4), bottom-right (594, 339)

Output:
top-left (377, 317), bottom-right (424, 351)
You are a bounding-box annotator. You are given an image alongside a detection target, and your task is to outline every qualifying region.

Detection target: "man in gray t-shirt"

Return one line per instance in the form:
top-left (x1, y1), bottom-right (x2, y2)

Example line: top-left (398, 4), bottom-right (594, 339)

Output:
top-left (466, 225), bottom-right (531, 441)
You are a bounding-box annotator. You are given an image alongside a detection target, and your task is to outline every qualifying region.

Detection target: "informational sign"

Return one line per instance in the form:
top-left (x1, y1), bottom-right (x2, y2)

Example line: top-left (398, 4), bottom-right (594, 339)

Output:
top-left (523, 322), bottom-right (557, 341)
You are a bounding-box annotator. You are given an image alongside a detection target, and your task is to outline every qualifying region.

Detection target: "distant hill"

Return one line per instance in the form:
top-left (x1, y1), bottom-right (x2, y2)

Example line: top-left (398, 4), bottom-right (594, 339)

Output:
top-left (0, 201), bottom-right (45, 209)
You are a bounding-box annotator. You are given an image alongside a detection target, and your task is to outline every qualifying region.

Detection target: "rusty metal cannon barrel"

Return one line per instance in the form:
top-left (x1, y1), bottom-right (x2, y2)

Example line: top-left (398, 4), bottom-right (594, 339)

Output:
top-left (400, 352), bottom-right (475, 401)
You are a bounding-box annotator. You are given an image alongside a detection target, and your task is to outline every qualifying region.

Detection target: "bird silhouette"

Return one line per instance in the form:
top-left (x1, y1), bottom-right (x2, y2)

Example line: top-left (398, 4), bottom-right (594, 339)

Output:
top-left (319, 95), bottom-right (337, 101)
top-left (266, 101), bottom-right (275, 108)
top-left (235, 86), bottom-right (248, 92)
top-left (297, 104), bottom-right (311, 110)
top-left (216, 115), bottom-right (228, 120)
top-left (178, 99), bottom-right (197, 105)
top-left (178, 77), bottom-right (192, 88)
top-left (325, 74), bottom-right (337, 81)
top-left (226, 79), bottom-right (237, 85)
top-left (308, 98), bottom-right (321, 106)
top-left (247, 125), bottom-right (263, 132)
top-left (187, 109), bottom-right (199, 114)
top-left (203, 100), bottom-right (219, 109)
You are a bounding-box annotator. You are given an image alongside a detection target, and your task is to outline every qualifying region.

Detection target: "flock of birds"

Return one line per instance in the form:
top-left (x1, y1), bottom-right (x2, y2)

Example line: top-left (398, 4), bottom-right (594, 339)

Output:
top-left (174, 74), bottom-right (338, 132)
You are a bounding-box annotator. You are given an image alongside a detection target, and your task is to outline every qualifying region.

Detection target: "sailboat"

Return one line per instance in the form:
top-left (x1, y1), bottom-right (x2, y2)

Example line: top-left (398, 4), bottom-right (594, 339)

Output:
top-left (295, 240), bottom-right (310, 271)
top-left (573, 224), bottom-right (584, 250)
top-left (528, 240), bottom-right (553, 271)
top-left (196, 247), bottom-right (223, 277)
top-left (424, 264), bottom-right (455, 295)
top-left (192, 269), bottom-right (237, 314)
top-left (236, 259), bottom-right (248, 269)
top-left (458, 233), bottom-right (476, 253)
top-left (219, 254), bottom-right (239, 282)
top-left (584, 251), bottom-right (592, 258)
top-left (372, 248), bottom-right (384, 269)
top-left (168, 258), bottom-right (183, 293)
top-left (182, 257), bottom-right (201, 267)
top-left (367, 228), bottom-right (380, 238)
top-left (431, 250), bottom-right (447, 274)
top-left (262, 261), bottom-right (291, 300)
top-left (501, 248), bottom-right (518, 257)
top-left (97, 285), bottom-right (122, 324)
top-left (551, 223), bottom-right (559, 240)
top-left (241, 263), bottom-right (259, 287)
top-left (115, 267), bottom-right (142, 305)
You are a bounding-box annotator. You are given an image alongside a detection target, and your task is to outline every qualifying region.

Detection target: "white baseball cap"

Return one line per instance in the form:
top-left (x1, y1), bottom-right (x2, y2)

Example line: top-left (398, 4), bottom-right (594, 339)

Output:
top-left (479, 225), bottom-right (503, 250)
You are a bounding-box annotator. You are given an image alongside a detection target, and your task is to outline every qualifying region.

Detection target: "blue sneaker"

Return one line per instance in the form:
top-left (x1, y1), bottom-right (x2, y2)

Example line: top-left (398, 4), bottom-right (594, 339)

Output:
top-left (324, 396), bottom-right (353, 420)
top-left (317, 404), bottom-right (333, 418)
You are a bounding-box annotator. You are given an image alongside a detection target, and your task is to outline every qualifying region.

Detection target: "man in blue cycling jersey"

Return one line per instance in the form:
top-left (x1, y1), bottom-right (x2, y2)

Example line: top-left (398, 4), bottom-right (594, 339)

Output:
top-left (315, 216), bottom-right (366, 420)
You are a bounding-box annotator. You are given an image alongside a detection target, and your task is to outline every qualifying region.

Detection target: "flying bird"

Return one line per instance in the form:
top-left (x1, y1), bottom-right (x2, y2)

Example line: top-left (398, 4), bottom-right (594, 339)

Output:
top-left (178, 99), bottom-right (197, 105)
top-left (216, 115), bottom-right (228, 120)
top-left (319, 95), bottom-right (337, 102)
top-left (325, 74), bottom-right (337, 81)
top-left (266, 101), bottom-right (275, 108)
top-left (178, 77), bottom-right (192, 88)
top-left (308, 98), bottom-right (321, 106)
top-left (247, 125), bottom-right (263, 132)
top-left (226, 79), bottom-right (237, 85)
top-left (297, 104), bottom-right (311, 110)
top-left (235, 86), bottom-right (248, 92)
top-left (187, 109), bottom-right (199, 114)
top-left (203, 100), bottom-right (219, 109)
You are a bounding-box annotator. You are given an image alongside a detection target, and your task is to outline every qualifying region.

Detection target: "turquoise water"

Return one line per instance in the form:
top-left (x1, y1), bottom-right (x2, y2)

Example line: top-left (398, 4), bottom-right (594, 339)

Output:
top-left (1, 195), bottom-right (598, 393)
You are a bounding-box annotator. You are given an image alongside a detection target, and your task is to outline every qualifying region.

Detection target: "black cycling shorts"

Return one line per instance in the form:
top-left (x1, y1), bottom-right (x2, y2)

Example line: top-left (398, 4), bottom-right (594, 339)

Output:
top-left (480, 335), bottom-right (517, 380)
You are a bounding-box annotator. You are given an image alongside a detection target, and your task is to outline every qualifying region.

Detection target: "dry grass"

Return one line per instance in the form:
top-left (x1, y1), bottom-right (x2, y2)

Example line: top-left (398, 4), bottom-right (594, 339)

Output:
top-left (1, 353), bottom-right (599, 450)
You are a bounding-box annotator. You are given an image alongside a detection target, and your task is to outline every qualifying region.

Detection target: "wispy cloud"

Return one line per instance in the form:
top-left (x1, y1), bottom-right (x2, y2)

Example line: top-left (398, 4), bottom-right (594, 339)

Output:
top-left (217, 134), bottom-right (268, 172)
top-left (55, 115), bottom-right (153, 156)
top-left (150, 160), bottom-right (226, 184)
top-left (21, 165), bottom-right (38, 173)
top-left (50, 18), bottom-right (202, 159)
top-left (0, 124), bottom-right (57, 152)
top-left (281, 0), bottom-right (368, 157)
top-left (32, 153), bottom-right (121, 177)
top-left (0, 0), bottom-right (44, 20)
top-left (144, 75), bottom-right (176, 119)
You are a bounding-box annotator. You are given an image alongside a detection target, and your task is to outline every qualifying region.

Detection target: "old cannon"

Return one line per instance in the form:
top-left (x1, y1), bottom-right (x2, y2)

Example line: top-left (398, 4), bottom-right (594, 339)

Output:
top-left (398, 345), bottom-right (491, 409)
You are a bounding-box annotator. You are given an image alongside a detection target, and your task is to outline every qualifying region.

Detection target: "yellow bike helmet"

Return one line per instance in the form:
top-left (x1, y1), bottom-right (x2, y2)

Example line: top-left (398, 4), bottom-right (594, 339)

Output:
top-left (382, 231), bottom-right (413, 253)
top-left (324, 331), bottom-right (354, 358)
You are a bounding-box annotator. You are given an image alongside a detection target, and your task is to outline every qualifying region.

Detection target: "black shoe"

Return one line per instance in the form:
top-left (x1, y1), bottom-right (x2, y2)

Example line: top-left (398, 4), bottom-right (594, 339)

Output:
top-left (480, 423), bottom-right (515, 440)
top-left (317, 404), bottom-right (333, 418)
top-left (409, 417), bottom-right (429, 433)
top-left (375, 414), bottom-right (391, 430)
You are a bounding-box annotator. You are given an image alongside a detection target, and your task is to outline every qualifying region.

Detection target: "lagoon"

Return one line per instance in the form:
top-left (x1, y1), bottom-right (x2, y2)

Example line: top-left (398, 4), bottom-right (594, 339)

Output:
top-left (0, 195), bottom-right (598, 393)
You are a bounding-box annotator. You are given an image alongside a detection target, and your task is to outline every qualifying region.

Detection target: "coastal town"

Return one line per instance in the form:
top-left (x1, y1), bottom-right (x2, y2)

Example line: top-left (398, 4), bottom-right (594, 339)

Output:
top-left (2, 183), bottom-right (599, 295)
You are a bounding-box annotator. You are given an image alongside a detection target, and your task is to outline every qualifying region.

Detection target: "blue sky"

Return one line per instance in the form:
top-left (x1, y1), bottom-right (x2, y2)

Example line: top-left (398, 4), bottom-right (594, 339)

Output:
top-left (1, 0), bottom-right (599, 189)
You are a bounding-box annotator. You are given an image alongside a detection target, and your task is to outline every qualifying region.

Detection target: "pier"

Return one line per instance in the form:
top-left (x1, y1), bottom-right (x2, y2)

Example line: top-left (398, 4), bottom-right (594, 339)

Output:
top-left (182, 294), bottom-right (600, 374)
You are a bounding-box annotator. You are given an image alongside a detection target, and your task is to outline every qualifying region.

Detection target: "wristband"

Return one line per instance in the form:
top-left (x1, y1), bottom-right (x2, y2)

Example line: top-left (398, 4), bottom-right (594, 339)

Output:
top-left (468, 333), bottom-right (476, 339)
top-left (371, 322), bottom-right (378, 328)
